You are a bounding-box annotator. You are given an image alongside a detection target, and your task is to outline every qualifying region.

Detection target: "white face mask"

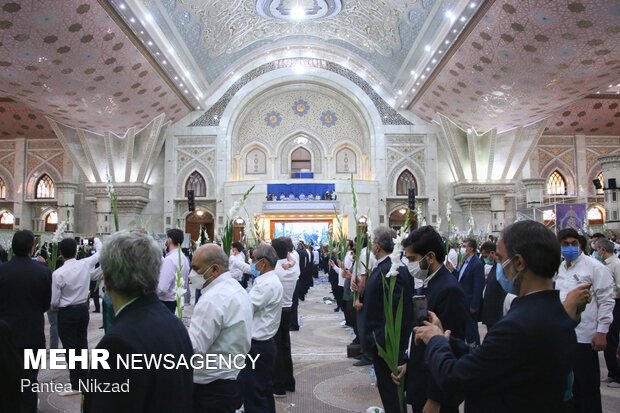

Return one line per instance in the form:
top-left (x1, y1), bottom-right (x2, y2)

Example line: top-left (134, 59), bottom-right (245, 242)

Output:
top-left (460, 247), bottom-right (467, 256)
top-left (407, 254), bottom-right (429, 280)
top-left (189, 265), bottom-right (215, 290)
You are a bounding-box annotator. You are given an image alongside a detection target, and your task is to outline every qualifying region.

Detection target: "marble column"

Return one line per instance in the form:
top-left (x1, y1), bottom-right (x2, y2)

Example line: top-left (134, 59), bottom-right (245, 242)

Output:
top-left (489, 192), bottom-right (506, 234)
top-left (598, 155), bottom-right (620, 231)
top-left (95, 196), bottom-right (111, 235)
top-left (521, 178), bottom-right (546, 208)
top-left (55, 182), bottom-right (78, 234)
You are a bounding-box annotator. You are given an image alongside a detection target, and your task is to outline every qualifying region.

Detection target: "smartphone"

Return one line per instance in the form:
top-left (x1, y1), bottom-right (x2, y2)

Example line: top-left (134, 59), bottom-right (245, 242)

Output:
top-left (412, 295), bottom-right (429, 327)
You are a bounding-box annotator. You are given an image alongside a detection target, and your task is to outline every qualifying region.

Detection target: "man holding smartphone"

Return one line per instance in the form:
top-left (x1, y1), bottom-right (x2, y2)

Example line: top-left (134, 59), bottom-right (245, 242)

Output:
top-left (392, 226), bottom-right (468, 413)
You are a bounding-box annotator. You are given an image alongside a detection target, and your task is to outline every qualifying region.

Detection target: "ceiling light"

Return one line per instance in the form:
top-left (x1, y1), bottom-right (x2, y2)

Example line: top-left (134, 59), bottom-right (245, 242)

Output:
top-left (140, 30), bottom-right (144, 34)
top-left (412, 88), bottom-right (416, 92)
top-left (397, 90), bottom-right (402, 95)
top-left (426, 67), bottom-right (430, 71)
top-left (445, 11), bottom-right (453, 19)
top-left (470, 2), bottom-right (477, 8)
top-left (596, 91), bottom-right (600, 94)
top-left (155, 51), bottom-right (159, 55)
top-left (609, 84), bottom-right (613, 88)
top-left (421, 74), bottom-right (426, 79)
top-left (460, 16), bottom-right (466, 22)
top-left (445, 40), bottom-right (450, 44)
top-left (184, 90), bottom-right (188, 93)
top-left (145, 13), bottom-right (153, 23)
top-left (129, 17), bottom-right (135, 23)
top-left (162, 60), bottom-right (166, 64)
top-left (147, 41), bottom-right (153, 46)
top-left (438, 50), bottom-right (443, 54)
top-left (431, 59), bottom-right (436, 64)
top-left (404, 100), bottom-right (408, 103)
top-left (179, 83), bottom-right (183, 87)
top-left (410, 70), bottom-right (415, 75)
top-left (453, 29), bottom-right (457, 33)
top-left (174, 76), bottom-right (178, 80)
top-left (291, 6), bottom-right (305, 20)
top-left (119, 4), bottom-right (126, 10)
top-left (416, 82), bottom-right (420, 85)
top-left (424, 45), bottom-right (431, 52)
top-left (196, 106), bottom-right (201, 109)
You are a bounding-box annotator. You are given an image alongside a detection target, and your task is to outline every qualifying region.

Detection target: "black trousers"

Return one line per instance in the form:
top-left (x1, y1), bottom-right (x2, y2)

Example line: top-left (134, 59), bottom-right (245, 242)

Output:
top-left (344, 299), bottom-right (358, 337)
top-left (239, 338), bottom-right (276, 413)
top-left (604, 298), bottom-right (620, 380)
top-left (162, 300), bottom-right (177, 313)
top-left (290, 281), bottom-right (301, 329)
top-left (357, 303), bottom-right (372, 361)
top-left (334, 285), bottom-right (344, 311)
top-left (89, 281), bottom-right (100, 312)
top-left (573, 343), bottom-right (602, 413)
top-left (58, 303), bottom-right (89, 389)
top-left (372, 352), bottom-right (405, 413)
top-left (193, 379), bottom-right (241, 413)
top-left (273, 308), bottom-right (295, 393)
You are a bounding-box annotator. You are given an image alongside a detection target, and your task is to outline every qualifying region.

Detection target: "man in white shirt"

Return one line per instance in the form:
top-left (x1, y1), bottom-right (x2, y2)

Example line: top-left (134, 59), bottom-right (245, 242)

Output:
top-left (238, 244), bottom-right (284, 413)
top-left (189, 244), bottom-right (253, 413)
top-left (51, 236), bottom-right (102, 392)
top-left (157, 229), bottom-right (190, 313)
top-left (555, 228), bottom-right (615, 413)
top-left (229, 241), bottom-right (251, 285)
top-left (593, 237), bottom-right (620, 387)
top-left (271, 238), bottom-right (299, 397)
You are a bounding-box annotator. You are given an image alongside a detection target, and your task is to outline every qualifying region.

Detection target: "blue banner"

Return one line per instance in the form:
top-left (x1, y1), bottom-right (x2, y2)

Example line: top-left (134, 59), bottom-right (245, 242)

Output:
top-left (555, 204), bottom-right (586, 230)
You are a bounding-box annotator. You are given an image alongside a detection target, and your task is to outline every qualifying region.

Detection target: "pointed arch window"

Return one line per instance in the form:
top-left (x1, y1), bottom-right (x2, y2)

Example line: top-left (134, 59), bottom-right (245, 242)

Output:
top-left (396, 170), bottom-right (417, 196)
top-left (0, 177), bottom-right (5, 199)
top-left (291, 147), bottom-right (312, 172)
top-left (0, 211), bottom-right (14, 225)
top-left (45, 210), bottom-right (58, 232)
top-left (547, 170), bottom-right (567, 196)
top-left (35, 174), bottom-right (55, 199)
top-left (185, 171), bottom-right (206, 198)
top-left (587, 206), bottom-right (604, 224)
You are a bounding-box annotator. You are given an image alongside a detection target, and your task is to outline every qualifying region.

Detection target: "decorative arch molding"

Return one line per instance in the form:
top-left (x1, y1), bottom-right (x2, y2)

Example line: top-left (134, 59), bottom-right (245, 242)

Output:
top-left (25, 168), bottom-right (61, 200)
top-left (540, 161), bottom-right (575, 197)
top-left (0, 163), bottom-right (15, 201)
top-left (177, 160), bottom-right (216, 199)
top-left (189, 58), bottom-right (412, 128)
top-left (38, 206), bottom-right (58, 222)
top-left (239, 143), bottom-right (270, 177)
top-left (181, 208), bottom-right (216, 221)
top-left (333, 141), bottom-right (362, 176)
top-left (388, 159), bottom-right (426, 197)
top-left (277, 132), bottom-right (324, 176)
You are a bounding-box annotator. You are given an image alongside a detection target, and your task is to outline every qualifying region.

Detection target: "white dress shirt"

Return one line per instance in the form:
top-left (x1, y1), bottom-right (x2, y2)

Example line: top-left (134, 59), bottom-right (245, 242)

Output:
top-left (229, 253), bottom-right (250, 282)
top-left (248, 270), bottom-right (283, 341)
top-left (275, 258), bottom-right (298, 308)
top-left (189, 272), bottom-right (253, 384)
top-left (157, 247), bottom-right (190, 302)
top-left (290, 250), bottom-right (301, 278)
top-left (604, 254), bottom-right (620, 299)
top-left (556, 253), bottom-right (615, 343)
top-left (51, 240), bottom-right (102, 308)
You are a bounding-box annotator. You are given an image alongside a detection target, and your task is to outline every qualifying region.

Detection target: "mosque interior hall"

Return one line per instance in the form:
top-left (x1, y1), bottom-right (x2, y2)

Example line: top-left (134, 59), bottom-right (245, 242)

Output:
top-left (0, 0), bottom-right (618, 241)
top-left (1, 0), bottom-right (620, 412)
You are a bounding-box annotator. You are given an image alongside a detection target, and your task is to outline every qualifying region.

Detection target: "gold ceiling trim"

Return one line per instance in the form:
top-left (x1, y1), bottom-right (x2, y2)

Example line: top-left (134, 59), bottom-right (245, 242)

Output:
top-left (97, 0), bottom-right (193, 111)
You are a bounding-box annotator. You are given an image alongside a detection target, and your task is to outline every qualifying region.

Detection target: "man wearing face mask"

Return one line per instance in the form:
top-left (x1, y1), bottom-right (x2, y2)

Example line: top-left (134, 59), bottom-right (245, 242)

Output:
top-left (446, 238), bottom-right (484, 345)
top-left (188, 244), bottom-right (253, 413)
top-left (555, 228), bottom-right (614, 413)
top-left (238, 244), bottom-right (283, 413)
top-left (157, 229), bottom-right (191, 313)
top-left (391, 226), bottom-right (467, 413)
top-left (360, 226), bottom-right (413, 413)
top-left (479, 241), bottom-right (506, 330)
top-left (414, 220), bottom-right (578, 413)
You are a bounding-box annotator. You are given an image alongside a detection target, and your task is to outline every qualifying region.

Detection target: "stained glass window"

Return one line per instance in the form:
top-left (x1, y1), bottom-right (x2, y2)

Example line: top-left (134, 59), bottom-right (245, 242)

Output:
top-left (547, 170), bottom-right (566, 196)
top-left (185, 171), bottom-right (206, 197)
top-left (35, 174), bottom-right (55, 199)
top-left (396, 170), bottom-right (417, 196)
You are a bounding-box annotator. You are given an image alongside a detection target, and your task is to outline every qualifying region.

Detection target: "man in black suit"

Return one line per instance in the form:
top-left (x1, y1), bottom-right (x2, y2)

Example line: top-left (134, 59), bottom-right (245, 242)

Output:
top-left (479, 241), bottom-right (506, 330)
top-left (0, 230), bottom-right (51, 413)
top-left (355, 226), bottom-right (413, 413)
top-left (83, 231), bottom-right (193, 413)
top-left (447, 238), bottom-right (484, 344)
top-left (415, 220), bottom-right (578, 413)
top-left (295, 241), bottom-right (309, 301)
top-left (392, 226), bottom-right (467, 413)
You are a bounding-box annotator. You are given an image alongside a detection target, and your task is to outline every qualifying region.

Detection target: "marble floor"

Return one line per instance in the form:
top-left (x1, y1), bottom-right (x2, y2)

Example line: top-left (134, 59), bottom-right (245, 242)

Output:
top-left (37, 276), bottom-right (620, 413)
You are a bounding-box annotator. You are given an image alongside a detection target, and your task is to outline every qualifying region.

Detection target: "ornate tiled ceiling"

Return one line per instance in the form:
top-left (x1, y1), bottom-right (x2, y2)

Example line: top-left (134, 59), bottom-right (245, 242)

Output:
top-left (134, 0), bottom-right (462, 88)
top-left (543, 96), bottom-right (620, 135)
top-left (0, 99), bottom-right (56, 139)
top-left (412, 0), bottom-right (620, 133)
top-left (0, 0), bottom-right (189, 136)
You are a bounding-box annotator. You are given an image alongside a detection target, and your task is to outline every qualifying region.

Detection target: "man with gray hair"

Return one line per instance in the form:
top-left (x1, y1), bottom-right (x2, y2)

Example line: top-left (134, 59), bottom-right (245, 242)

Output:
top-left (189, 244), bottom-right (252, 413)
top-left (356, 226), bottom-right (413, 413)
top-left (593, 237), bottom-right (620, 387)
top-left (238, 244), bottom-right (283, 413)
top-left (83, 231), bottom-right (193, 413)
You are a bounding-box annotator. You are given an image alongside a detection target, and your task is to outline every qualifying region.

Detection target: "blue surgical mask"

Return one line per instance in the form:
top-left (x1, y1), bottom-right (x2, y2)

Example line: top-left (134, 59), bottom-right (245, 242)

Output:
top-left (561, 246), bottom-right (579, 262)
top-left (484, 258), bottom-right (494, 266)
top-left (496, 258), bottom-right (516, 294)
top-left (592, 251), bottom-right (604, 262)
top-left (250, 258), bottom-right (263, 278)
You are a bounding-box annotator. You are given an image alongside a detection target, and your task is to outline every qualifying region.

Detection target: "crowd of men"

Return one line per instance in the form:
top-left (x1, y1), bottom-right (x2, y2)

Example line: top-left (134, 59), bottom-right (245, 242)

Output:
top-left (0, 220), bottom-right (619, 413)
